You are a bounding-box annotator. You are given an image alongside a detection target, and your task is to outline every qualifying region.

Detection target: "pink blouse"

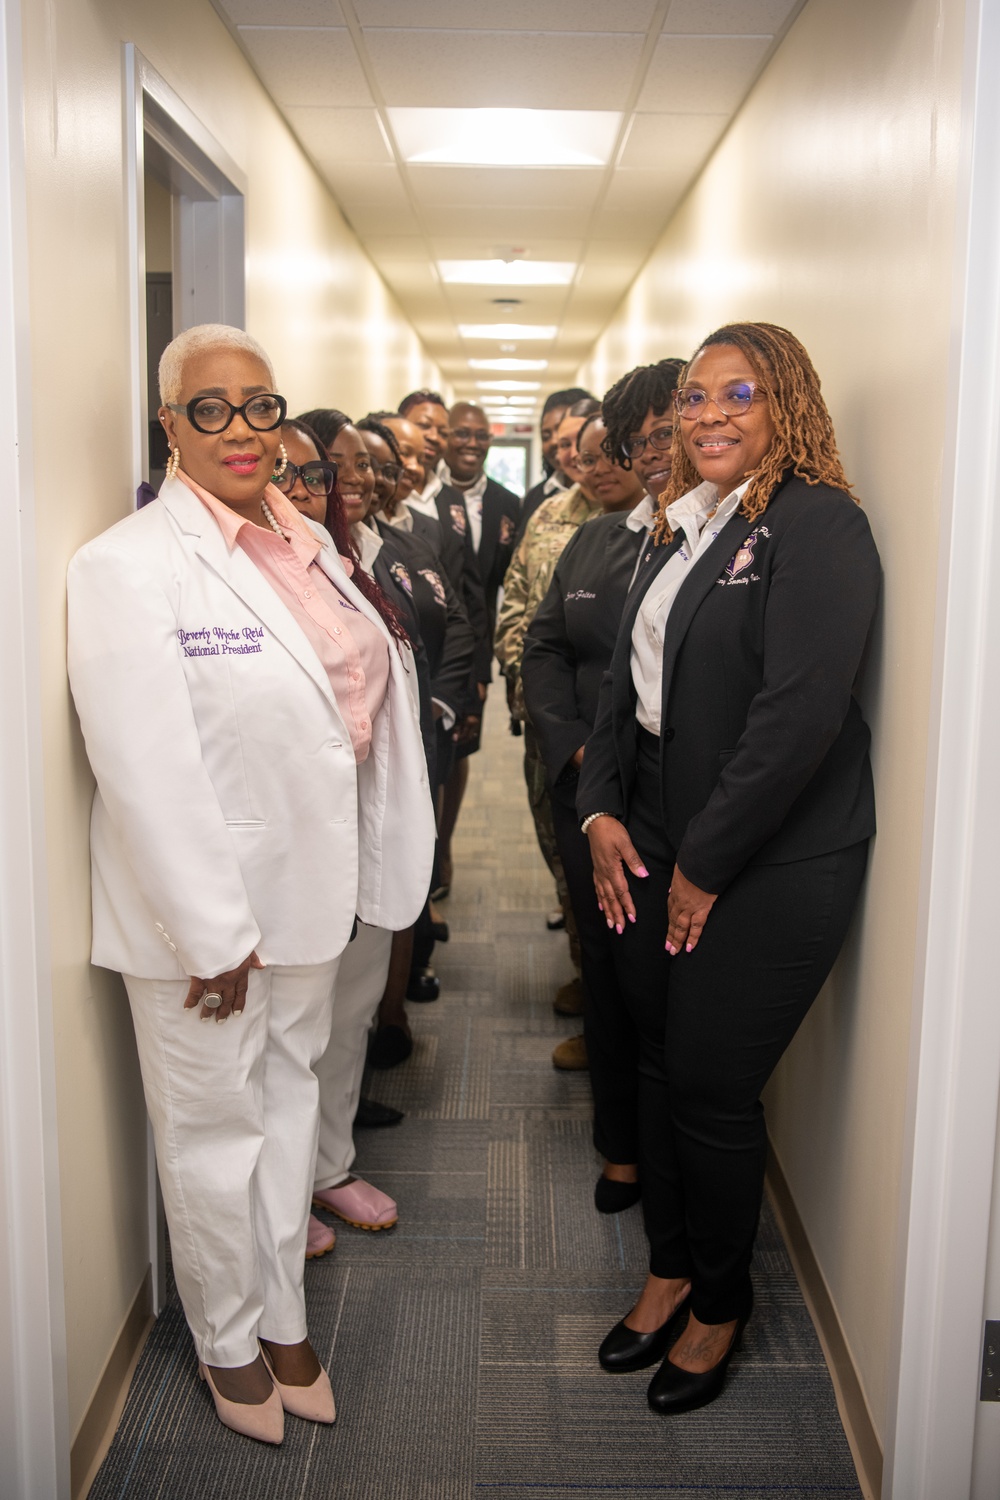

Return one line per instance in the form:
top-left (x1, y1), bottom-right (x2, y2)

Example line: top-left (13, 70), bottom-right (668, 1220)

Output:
top-left (181, 474), bottom-right (390, 763)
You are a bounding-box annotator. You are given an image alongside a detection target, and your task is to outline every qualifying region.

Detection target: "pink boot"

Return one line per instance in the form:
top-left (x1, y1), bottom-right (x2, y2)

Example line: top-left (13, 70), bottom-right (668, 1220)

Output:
top-left (312, 1177), bottom-right (398, 1230)
top-left (305, 1213), bottom-right (336, 1259)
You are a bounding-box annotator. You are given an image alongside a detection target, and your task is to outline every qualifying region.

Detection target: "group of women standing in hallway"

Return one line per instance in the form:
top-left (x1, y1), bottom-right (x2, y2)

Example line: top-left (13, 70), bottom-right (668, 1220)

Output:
top-left (66, 312), bottom-right (879, 1448)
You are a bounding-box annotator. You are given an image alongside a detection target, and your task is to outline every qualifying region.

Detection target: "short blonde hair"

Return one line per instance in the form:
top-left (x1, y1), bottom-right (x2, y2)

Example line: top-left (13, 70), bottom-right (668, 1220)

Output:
top-left (158, 323), bottom-right (276, 405)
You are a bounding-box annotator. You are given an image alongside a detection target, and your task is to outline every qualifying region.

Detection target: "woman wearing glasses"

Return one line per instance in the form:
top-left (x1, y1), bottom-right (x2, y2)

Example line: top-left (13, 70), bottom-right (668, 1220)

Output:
top-left (67, 325), bottom-right (434, 1444)
top-left (579, 323), bottom-right (880, 1413)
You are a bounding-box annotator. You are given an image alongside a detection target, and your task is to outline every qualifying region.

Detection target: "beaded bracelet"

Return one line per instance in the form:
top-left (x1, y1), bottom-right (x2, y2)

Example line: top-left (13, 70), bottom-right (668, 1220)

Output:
top-left (580, 811), bottom-right (616, 835)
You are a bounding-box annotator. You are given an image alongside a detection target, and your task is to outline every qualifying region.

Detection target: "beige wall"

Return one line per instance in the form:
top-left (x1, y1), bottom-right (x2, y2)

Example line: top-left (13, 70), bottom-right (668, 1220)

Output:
top-left (21, 0), bottom-right (439, 1441)
top-left (578, 0), bottom-right (965, 1441)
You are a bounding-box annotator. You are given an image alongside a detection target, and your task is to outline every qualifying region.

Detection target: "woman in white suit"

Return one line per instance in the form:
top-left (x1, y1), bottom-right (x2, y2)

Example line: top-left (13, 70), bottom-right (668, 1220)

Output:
top-left (67, 324), bottom-right (435, 1444)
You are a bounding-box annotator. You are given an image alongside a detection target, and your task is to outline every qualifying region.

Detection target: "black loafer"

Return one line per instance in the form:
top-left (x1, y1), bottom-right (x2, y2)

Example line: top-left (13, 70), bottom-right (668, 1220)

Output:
top-left (406, 968), bottom-right (440, 1003)
top-left (598, 1295), bottom-right (690, 1373)
top-left (367, 1025), bottom-right (413, 1070)
top-left (430, 920), bottom-right (449, 943)
top-left (594, 1176), bottom-right (641, 1214)
top-left (354, 1096), bottom-right (405, 1128)
top-left (647, 1312), bottom-right (748, 1414)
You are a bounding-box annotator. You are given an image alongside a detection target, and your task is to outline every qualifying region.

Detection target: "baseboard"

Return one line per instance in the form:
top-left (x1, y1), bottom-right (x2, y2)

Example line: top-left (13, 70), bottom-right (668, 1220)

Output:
top-left (765, 1146), bottom-right (883, 1500)
top-left (70, 1266), bottom-right (154, 1500)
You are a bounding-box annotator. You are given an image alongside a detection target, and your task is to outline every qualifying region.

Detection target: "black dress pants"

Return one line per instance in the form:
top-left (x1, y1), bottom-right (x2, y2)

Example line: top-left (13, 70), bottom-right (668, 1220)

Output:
top-left (549, 777), bottom-right (639, 1165)
top-left (615, 731), bottom-right (869, 1324)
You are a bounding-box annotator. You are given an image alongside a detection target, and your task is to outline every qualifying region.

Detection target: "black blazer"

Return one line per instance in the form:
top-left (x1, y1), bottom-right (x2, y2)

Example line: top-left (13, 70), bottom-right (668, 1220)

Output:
top-left (478, 477), bottom-right (521, 635)
top-left (375, 520), bottom-right (474, 722)
top-left (576, 476), bottom-right (881, 893)
top-left (522, 510), bottom-right (644, 784)
top-left (434, 482), bottom-right (490, 698)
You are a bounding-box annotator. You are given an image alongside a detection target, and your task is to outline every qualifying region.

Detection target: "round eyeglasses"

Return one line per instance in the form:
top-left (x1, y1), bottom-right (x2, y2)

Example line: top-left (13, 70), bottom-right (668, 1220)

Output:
top-left (576, 450), bottom-right (613, 473)
top-left (272, 460), bottom-right (338, 497)
top-left (375, 461), bottom-right (403, 486)
top-left (673, 382), bottom-right (762, 421)
top-left (168, 394), bottom-right (287, 434)
top-left (625, 424), bottom-right (674, 460)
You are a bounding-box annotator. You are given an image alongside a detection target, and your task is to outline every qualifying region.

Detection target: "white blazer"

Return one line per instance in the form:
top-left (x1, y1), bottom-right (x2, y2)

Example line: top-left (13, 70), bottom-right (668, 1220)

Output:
top-left (67, 476), bottom-right (436, 980)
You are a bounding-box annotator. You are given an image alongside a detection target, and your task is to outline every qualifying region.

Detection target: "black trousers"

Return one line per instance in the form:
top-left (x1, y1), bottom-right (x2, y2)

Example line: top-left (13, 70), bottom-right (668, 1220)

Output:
top-left (615, 730), bottom-right (869, 1324)
top-left (549, 777), bottom-right (640, 1165)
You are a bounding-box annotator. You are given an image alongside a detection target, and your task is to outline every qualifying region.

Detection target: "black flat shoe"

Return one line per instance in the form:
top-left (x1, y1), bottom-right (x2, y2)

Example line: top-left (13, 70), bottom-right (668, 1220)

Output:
top-left (354, 1096), bottom-right (405, 1128)
top-left (430, 920), bottom-right (449, 943)
top-left (367, 1025), bottom-right (413, 1069)
top-left (598, 1294), bottom-right (690, 1373)
top-left (594, 1176), bottom-right (641, 1214)
top-left (647, 1311), bottom-right (749, 1414)
top-left (406, 968), bottom-right (440, 1003)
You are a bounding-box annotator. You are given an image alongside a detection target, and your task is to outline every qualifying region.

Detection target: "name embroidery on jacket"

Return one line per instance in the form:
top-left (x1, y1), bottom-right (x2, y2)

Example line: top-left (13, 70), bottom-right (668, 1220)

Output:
top-left (177, 625), bottom-right (264, 657)
top-left (565, 589), bottom-right (596, 601)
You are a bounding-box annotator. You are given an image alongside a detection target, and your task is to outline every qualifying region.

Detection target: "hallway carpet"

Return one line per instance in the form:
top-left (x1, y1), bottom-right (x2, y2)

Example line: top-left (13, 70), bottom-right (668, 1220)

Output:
top-left (89, 696), bottom-right (863, 1500)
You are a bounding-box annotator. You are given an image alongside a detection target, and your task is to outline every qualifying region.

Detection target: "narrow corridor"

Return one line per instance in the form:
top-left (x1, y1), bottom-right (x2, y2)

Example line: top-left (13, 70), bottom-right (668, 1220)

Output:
top-left (89, 689), bottom-right (861, 1499)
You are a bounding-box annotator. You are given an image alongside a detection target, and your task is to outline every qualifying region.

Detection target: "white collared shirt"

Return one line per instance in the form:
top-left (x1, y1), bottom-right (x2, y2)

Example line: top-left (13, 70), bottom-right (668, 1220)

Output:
top-left (441, 463), bottom-right (487, 552)
top-left (386, 501), bottom-right (414, 533)
top-left (631, 480), bottom-right (750, 734)
top-left (408, 470), bottom-right (443, 519)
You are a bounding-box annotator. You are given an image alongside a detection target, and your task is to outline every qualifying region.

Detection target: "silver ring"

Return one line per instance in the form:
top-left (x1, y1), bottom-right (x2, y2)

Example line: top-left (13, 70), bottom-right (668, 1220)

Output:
top-left (203, 991), bottom-right (223, 1010)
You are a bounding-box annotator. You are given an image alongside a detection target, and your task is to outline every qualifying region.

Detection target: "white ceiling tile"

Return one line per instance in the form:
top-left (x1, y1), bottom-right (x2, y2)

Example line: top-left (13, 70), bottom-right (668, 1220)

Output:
top-left (364, 31), bottom-right (644, 110)
top-left (422, 206), bottom-right (594, 239)
top-left (321, 162), bottom-right (410, 207)
top-left (221, 0), bottom-right (344, 22)
top-left (428, 237), bottom-right (585, 261)
top-left (588, 205), bottom-right (669, 241)
top-left (284, 107), bottom-right (392, 166)
top-left (445, 288), bottom-right (569, 321)
top-left (638, 34), bottom-right (771, 112)
top-left (408, 166), bottom-right (604, 210)
top-left (662, 0), bottom-right (800, 34)
top-left (238, 26), bottom-right (373, 106)
top-left (572, 260), bottom-right (644, 295)
top-left (618, 111), bottom-right (729, 169)
top-left (581, 240), bottom-right (649, 270)
top-left (602, 167), bottom-right (689, 214)
top-left (339, 200), bottom-right (421, 235)
top-left (355, 0), bottom-right (657, 30)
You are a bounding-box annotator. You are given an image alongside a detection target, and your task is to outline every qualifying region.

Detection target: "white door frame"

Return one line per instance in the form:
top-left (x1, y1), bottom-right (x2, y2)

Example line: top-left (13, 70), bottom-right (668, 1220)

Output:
top-left (123, 46), bottom-right (247, 1312)
top-left (0, 0), bottom-right (70, 1495)
top-left (884, 1), bottom-right (1000, 1493)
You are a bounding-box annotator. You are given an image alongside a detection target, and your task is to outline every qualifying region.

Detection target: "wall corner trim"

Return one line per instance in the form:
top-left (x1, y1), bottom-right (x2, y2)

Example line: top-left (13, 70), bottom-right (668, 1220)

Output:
top-left (70, 1267), bottom-right (154, 1500)
top-left (766, 1145), bottom-right (883, 1500)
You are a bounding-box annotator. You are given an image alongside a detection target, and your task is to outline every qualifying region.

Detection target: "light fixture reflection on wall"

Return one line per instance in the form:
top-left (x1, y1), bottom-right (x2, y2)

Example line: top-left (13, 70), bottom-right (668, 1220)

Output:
top-left (469, 358), bottom-right (548, 371)
top-left (389, 108), bottom-right (621, 167)
top-left (439, 260), bottom-right (576, 286)
top-left (460, 325), bottom-right (556, 341)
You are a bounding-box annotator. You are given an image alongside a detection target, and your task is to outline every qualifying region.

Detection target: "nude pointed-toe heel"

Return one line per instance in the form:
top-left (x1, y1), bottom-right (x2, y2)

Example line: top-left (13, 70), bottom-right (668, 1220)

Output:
top-left (259, 1345), bottom-right (337, 1424)
top-left (199, 1363), bottom-right (285, 1444)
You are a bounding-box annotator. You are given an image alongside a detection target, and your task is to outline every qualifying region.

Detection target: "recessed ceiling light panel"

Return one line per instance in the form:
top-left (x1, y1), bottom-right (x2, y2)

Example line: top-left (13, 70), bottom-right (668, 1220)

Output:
top-left (459, 325), bottom-right (556, 341)
top-left (469, 358), bottom-right (548, 371)
top-left (389, 108), bottom-right (621, 168)
top-left (476, 380), bottom-right (542, 391)
top-left (439, 260), bottom-right (575, 286)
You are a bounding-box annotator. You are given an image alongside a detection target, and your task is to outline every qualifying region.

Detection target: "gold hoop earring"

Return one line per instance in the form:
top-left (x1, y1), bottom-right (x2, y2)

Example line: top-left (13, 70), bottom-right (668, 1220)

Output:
top-left (272, 441), bottom-right (288, 481)
top-left (165, 446), bottom-right (181, 480)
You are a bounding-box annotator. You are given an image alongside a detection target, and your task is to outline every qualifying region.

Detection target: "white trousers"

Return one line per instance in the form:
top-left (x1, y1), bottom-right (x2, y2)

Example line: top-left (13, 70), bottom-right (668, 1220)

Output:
top-left (124, 959), bottom-right (339, 1367)
top-left (313, 923), bottom-right (393, 1191)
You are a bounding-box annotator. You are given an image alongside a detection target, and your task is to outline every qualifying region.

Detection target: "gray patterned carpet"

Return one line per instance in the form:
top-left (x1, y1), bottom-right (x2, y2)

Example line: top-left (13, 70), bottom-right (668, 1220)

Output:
top-left (89, 699), bottom-right (862, 1500)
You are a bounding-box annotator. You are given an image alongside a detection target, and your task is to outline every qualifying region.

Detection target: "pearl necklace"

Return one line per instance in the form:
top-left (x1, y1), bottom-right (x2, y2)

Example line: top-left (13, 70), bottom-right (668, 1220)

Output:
top-left (260, 497), bottom-right (289, 538)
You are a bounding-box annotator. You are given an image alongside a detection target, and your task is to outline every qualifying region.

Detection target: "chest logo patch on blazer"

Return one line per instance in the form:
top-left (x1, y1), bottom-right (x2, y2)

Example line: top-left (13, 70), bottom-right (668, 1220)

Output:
top-left (389, 560), bottom-right (413, 595)
top-left (719, 525), bottom-right (771, 587)
top-left (449, 504), bottom-right (467, 537)
top-left (177, 625), bottom-right (264, 657)
top-left (418, 568), bottom-right (447, 608)
top-left (499, 514), bottom-right (515, 545)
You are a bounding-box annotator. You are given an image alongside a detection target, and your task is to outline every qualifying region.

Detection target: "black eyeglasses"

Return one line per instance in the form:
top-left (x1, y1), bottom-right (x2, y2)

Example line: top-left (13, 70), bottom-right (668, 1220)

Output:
top-left (673, 382), bottom-right (763, 421)
top-left (168, 393), bottom-right (287, 434)
top-left (449, 427), bottom-right (490, 447)
top-left (272, 460), bottom-right (338, 496)
top-left (625, 424), bottom-right (674, 460)
top-left (375, 461), bottom-right (403, 485)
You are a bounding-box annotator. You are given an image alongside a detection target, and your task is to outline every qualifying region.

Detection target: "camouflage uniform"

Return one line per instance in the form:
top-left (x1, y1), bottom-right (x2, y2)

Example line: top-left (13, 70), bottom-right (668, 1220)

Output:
top-left (495, 486), bottom-right (603, 968)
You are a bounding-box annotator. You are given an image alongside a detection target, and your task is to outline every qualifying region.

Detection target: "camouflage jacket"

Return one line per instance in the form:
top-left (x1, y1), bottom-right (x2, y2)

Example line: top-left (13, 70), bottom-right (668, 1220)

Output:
top-left (495, 484), bottom-right (602, 720)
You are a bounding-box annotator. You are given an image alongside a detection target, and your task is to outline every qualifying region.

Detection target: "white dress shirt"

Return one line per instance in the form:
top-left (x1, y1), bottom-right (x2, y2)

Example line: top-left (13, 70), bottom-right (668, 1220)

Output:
top-left (631, 480), bottom-right (750, 734)
top-left (408, 470), bottom-right (443, 519)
